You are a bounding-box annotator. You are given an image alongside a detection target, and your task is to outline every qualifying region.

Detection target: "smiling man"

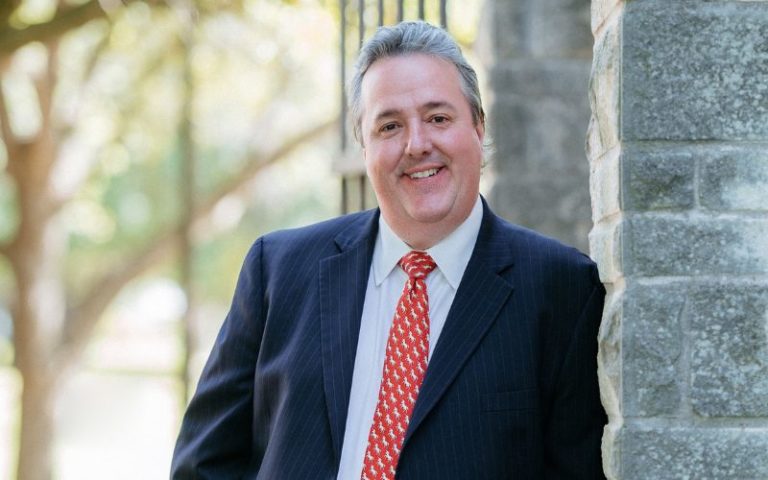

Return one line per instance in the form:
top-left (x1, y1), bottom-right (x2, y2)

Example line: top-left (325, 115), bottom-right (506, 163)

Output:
top-left (171, 21), bottom-right (607, 480)
top-left (359, 52), bottom-right (484, 251)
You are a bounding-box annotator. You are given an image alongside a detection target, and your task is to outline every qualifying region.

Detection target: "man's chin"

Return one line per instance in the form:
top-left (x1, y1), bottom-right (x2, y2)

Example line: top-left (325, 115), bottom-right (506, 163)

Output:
top-left (404, 207), bottom-right (451, 226)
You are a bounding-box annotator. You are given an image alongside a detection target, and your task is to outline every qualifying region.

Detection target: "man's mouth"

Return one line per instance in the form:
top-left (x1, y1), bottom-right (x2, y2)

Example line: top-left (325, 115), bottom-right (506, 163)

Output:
top-left (408, 168), bottom-right (440, 179)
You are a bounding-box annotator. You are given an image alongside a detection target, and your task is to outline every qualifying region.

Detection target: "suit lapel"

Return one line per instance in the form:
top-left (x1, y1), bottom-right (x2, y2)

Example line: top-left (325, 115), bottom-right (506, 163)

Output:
top-left (319, 210), bottom-right (378, 464)
top-left (406, 204), bottom-right (516, 443)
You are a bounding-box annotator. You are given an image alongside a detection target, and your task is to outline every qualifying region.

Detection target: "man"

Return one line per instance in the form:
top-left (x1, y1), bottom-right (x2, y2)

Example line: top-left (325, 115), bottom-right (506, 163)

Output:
top-left (171, 21), bottom-right (606, 479)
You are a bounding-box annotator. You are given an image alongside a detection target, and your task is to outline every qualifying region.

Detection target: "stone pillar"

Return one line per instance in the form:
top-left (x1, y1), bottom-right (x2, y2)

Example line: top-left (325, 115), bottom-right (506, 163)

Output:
top-left (483, 0), bottom-right (594, 252)
top-left (589, 1), bottom-right (768, 478)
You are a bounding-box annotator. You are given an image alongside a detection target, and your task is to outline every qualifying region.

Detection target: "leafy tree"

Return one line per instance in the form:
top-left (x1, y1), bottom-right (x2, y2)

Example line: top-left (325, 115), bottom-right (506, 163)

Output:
top-left (0, 1), bottom-right (337, 478)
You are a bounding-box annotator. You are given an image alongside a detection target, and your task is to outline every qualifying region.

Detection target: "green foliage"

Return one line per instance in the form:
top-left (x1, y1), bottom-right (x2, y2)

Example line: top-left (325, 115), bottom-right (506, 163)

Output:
top-left (0, 0), bottom-right (341, 327)
top-left (50, 0), bottom-right (338, 306)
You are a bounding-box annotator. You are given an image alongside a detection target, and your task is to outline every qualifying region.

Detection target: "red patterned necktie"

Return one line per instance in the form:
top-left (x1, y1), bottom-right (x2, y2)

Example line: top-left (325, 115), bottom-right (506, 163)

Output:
top-left (361, 251), bottom-right (436, 480)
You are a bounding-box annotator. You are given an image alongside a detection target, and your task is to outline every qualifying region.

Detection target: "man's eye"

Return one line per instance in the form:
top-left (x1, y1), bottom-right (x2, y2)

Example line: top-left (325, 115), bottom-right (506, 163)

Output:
top-left (381, 123), bottom-right (397, 132)
top-left (432, 115), bottom-right (448, 123)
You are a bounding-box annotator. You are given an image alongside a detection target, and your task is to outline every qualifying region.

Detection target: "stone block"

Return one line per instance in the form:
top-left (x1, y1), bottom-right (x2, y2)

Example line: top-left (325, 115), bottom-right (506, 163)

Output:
top-left (489, 60), bottom-right (593, 251)
top-left (492, 60), bottom-right (591, 104)
top-left (492, 172), bottom-right (592, 253)
top-left (621, 144), bottom-right (695, 211)
top-left (622, 2), bottom-right (768, 141)
top-left (699, 145), bottom-right (768, 211)
top-left (591, 0), bottom-right (622, 34)
top-left (588, 217), bottom-right (621, 282)
top-left (598, 284), bottom-right (622, 417)
top-left (490, 61), bottom-right (591, 170)
top-left (587, 15), bottom-right (620, 159)
top-left (530, 0), bottom-right (592, 58)
top-left (690, 283), bottom-right (768, 416)
top-left (623, 281), bottom-right (684, 416)
top-left (624, 215), bottom-right (768, 276)
top-left (489, 0), bottom-right (592, 60)
top-left (487, 97), bottom-right (527, 170)
top-left (487, 0), bottom-right (527, 60)
top-left (598, 285), bottom-right (622, 480)
top-left (589, 145), bottom-right (620, 223)
top-left (622, 426), bottom-right (768, 479)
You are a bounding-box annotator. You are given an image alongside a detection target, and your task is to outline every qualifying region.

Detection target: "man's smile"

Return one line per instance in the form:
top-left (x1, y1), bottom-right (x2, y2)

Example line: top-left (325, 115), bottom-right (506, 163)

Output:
top-left (407, 167), bottom-right (441, 179)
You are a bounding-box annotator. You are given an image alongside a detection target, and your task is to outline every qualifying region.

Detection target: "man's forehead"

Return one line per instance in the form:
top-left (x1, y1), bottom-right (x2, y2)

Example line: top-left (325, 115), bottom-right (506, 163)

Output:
top-left (360, 54), bottom-right (464, 113)
top-left (362, 53), bottom-right (457, 83)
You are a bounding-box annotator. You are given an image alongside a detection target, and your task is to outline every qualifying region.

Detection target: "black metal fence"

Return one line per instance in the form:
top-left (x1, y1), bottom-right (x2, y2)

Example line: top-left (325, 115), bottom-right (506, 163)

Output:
top-left (337, 0), bottom-right (449, 214)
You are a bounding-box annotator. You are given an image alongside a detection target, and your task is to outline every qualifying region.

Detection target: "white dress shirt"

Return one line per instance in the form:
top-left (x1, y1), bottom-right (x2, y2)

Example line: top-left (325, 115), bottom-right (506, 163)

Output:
top-left (336, 196), bottom-right (483, 479)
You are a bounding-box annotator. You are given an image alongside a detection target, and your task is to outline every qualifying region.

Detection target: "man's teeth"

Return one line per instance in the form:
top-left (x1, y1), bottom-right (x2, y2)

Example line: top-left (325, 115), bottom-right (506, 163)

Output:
top-left (409, 168), bottom-right (439, 179)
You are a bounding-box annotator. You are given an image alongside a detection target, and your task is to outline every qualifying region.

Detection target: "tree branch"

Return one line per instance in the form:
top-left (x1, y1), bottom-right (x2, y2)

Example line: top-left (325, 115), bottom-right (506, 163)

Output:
top-left (0, 1), bottom-right (108, 59)
top-left (197, 118), bottom-right (337, 218)
top-left (51, 36), bottom-right (182, 213)
top-left (31, 42), bottom-right (58, 134)
top-left (0, 76), bottom-right (17, 157)
top-left (0, 1), bottom-right (22, 29)
top-left (53, 117), bottom-right (337, 370)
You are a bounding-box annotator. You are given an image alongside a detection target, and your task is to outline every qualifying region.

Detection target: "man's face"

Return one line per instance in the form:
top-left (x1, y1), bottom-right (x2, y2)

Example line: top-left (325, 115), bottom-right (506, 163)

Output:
top-left (360, 53), bottom-right (485, 249)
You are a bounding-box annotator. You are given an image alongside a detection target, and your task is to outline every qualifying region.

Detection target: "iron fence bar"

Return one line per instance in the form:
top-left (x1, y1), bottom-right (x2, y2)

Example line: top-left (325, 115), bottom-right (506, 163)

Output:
top-left (177, 2), bottom-right (198, 403)
top-left (340, 0), bottom-right (347, 212)
top-left (440, 0), bottom-right (447, 27)
top-left (359, 175), bottom-right (367, 210)
top-left (358, 0), bottom-right (365, 46)
top-left (342, 177), bottom-right (349, 214)
top-left (378, 0), bottom-right (384, 26)
top-left (397, 0), bottom-right (404, 22)
top-left (418, 0), bottom-right (425, 20)
top-left (340, 0), bottom-right (347, 150)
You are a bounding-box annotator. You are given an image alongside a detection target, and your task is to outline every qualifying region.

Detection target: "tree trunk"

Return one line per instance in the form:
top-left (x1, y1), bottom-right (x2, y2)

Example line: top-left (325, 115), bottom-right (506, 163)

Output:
top-left (10, 219), bottom-right (65, 480)
top-left (16, 371), bottom-right (56, 480)
top-left (6, 103), bottom-right (66, 480)
top-left (9, 224), bottom-right (64, 480)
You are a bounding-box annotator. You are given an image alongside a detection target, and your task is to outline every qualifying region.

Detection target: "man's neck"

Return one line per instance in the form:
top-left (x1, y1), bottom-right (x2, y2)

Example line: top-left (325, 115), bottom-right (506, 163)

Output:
top-left (382, 199), bottom-right (480, 250)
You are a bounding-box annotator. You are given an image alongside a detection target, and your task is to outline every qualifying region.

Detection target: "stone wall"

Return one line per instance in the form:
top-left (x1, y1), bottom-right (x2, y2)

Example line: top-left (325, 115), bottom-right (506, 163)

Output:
top-left (482, 0), bottom-right (594, 252)
top-left (589, 1), bottom-right (768, 478)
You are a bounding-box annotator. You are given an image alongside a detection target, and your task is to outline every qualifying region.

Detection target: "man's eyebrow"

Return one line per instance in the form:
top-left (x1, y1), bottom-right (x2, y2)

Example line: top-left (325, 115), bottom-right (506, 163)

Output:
top-left (373, 101), bottom-right (458, 123)
top-left (422, 101), bottom-right (456, 112)
top-left (373, 108), bottom-right (402, 123)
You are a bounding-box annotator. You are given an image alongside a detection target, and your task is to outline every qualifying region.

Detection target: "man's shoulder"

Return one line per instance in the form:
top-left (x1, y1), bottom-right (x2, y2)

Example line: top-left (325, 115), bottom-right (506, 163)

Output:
top-left (482, 212), bottom-right (604, 315)
top-left (484, 210), bottom-right (599, 281)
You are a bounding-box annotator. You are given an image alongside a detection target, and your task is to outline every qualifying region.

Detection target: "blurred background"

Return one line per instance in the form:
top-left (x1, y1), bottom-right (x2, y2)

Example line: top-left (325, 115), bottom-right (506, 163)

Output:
top-left (0, 0), bottom-right (498, 478)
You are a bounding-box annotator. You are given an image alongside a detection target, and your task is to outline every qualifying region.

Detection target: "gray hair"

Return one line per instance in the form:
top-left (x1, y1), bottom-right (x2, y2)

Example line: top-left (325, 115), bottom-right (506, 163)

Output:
top-left (348, 21), bottom-right (485, 145)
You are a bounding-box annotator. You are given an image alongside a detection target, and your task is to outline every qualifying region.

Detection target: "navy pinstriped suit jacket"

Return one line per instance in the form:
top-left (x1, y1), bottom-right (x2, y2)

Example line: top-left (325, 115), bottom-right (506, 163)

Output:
top-left (171, 199), bottom-right (607, 479)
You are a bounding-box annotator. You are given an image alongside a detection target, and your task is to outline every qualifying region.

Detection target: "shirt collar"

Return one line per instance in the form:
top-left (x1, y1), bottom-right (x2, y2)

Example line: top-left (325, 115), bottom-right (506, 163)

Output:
top-left (373, 196), bottom-right (483, 289)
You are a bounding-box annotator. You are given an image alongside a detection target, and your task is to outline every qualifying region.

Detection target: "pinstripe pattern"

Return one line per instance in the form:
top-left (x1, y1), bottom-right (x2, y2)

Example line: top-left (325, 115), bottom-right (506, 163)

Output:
top-left (320, 214), bottom-right (377, 463)
top-left (171, 198), bottom-right (607, 479)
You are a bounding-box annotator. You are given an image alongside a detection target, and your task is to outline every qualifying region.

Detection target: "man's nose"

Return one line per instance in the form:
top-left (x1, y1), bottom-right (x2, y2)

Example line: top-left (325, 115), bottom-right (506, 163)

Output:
top-left (405, 123), bottom-right (432, 157)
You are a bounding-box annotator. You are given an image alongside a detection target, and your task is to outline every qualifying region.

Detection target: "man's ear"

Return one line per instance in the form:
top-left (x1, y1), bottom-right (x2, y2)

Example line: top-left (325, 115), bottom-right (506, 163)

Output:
top-left (475, 121), bottom-right (485, 142)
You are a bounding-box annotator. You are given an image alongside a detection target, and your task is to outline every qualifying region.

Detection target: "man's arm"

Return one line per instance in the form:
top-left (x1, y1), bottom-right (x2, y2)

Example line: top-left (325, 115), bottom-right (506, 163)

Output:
top-left (544, 263), bottom-right (607, 479)
top-left (171, 238), bottom-right (266, 479)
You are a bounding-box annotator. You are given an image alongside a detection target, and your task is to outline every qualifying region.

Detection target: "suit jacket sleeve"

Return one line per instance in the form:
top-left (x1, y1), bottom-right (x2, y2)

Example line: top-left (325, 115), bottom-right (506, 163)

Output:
top-left (544, 261), bottom-right (607, 479)
top-left (171, 238), bottom-right (266, 479)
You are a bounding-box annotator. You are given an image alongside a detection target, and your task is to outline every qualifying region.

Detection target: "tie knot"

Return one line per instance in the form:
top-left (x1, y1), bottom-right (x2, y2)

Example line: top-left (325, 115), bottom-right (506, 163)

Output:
top-left (399, 251), bottom-right (436, 279)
